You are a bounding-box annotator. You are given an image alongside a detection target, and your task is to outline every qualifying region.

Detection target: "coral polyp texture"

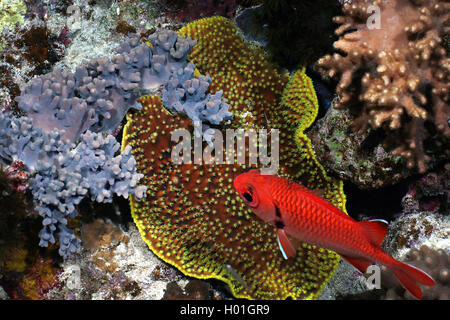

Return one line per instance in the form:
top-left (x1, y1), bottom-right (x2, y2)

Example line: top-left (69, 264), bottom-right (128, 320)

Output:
top-left (122, 16), bottom-right (347, 299)
top-left (317, 0), bottom-right (450, 173)
top-left (0, 0), bottom-right (26, 35)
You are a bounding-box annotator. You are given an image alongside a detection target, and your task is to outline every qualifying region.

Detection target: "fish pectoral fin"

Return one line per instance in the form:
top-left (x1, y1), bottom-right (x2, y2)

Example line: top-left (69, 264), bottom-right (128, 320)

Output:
top-left (341, 255), bottom-right (373, 273)
top-left (276, 229), bottom-right (297, 260)
top-left (359, 219), bottom-right (389, 247)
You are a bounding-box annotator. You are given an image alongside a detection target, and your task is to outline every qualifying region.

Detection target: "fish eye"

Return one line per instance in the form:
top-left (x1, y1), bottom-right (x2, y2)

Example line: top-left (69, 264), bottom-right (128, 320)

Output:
top-left (243, 192), bottom-right (253, 202)
top-left (240, 185), bottom-right (259, 208)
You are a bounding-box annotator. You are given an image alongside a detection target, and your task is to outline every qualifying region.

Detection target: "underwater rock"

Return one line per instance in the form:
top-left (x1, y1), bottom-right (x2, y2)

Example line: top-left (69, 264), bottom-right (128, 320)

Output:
top-left (318, 259), bottom-right (371, 300)
top-left (382, 163), bottom-right (449, 256)
top-left (43, 220), bottom-right (216, 300)
top-left (403, 164), bottom-right (450, 215)
top-left (0, 16), bottom-right (61, 114)
top-left (307, 106), bottom-right (412, 189)
top-left (0, 285), bottom-right (8, 300)
top-left (0, 0), bottom-right (26, 39)
top-left (162, 280), bottom-right (213, 300)
top-left (384, 211), bottom-right (449, 257)
top-left (234, 4), bottom-right (267, 46)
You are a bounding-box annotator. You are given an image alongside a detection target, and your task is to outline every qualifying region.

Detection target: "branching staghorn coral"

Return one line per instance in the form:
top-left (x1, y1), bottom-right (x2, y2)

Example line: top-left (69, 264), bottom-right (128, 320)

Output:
top-left (317, 0), bottom-right (450, 173)
top-left (123, 16), bottom-right (347, 300)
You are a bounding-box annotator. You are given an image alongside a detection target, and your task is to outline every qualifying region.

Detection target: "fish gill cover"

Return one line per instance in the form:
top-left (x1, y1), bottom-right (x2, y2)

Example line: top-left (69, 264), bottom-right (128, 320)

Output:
top-left (122, 16), bottom-right (346, 299)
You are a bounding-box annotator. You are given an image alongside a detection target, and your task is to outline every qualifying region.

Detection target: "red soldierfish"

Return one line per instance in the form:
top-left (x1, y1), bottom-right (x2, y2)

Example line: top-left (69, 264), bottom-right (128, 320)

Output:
top-left (234, 170), bottom-right (435, 299)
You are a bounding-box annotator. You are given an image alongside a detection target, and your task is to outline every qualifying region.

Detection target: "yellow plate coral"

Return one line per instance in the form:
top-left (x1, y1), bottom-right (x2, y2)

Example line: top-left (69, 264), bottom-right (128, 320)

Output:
top-left (122, 16), bottom-right (346, 299)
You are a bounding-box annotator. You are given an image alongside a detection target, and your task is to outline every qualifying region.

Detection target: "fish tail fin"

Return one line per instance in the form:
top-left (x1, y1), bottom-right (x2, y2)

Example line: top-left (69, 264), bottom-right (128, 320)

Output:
top-left (389, 260), bottom-right (436, 299)
top-left (358, 219), bottom-right (435, 299)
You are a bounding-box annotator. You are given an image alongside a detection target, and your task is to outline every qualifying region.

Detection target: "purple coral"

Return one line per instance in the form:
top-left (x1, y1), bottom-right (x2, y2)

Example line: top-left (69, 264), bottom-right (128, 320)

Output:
top-left (0, 112), bottom-right (146, 257)
top-left (16, 31), bottom-right (197, 143)
top-left (162, 62), bottom-right (233, 144)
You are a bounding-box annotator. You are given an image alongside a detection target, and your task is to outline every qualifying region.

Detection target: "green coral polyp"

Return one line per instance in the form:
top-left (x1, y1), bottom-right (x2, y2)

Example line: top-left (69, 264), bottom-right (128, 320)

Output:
top-left (123, 16), bottom-right (347, 299)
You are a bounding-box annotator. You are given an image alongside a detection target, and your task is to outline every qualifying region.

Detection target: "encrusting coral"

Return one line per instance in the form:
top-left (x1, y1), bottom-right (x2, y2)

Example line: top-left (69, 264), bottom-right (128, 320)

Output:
top-left (317, 0), bottom-right (450, 173)
top-left (122, 16), bottom-right (347, 300)
top-left (0, 0), bottom-right (26, 42)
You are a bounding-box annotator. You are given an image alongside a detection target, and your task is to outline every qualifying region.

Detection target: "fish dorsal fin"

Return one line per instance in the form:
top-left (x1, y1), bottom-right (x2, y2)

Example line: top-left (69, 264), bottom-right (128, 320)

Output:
top-left (341, 255), bottom-right (373, 273)
top-left (359, 219), bottom-right (389, 247)
top-left (276, 229), bottom-right (296, 260)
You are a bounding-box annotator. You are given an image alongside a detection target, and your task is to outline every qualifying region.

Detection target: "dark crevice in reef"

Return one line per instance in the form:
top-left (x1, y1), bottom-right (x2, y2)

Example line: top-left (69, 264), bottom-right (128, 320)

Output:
top-left (344, 178), bottom-right (413, 222)
top-left (77, 195), bottom-right (133, 230)
top-left (306, 67), bottom-right (335, 124)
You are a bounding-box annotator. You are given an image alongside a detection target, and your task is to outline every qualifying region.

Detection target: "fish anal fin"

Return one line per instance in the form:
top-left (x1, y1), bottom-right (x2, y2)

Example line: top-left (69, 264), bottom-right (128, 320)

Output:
top-left (359, 219), bottom-right (389, 247)
top-left (276, 229), bottom-right (297, 260)
top-left (341, 255), bottom-right (373, 273)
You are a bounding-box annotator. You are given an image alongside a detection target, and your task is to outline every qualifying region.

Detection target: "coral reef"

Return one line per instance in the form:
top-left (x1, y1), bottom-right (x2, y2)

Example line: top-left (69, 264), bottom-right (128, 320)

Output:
top-left (123, 16), bottom-right (347, 300)
top-left (381, 246), bottom-right (449, 300)
top-left (16, 32), bottom-right (193, 142)
top-left (41, 220), bottom-right (212, 300)
top-left (317, 0), bottom-right (450, 173)
top-left (2, 0), bottom-right (445, 302)
top-left (307, 106), bottom-right (411, 189)
top-left (2, 16), bottom-right (234, 259)
top-left (0, 112), bottom-right (146, 257)
top-left (15, 28), bottom-right (229, 144)
top-left (32, 131), bottom-right (147, 256)
top-left (0, 17), bottom-right (62, 114)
